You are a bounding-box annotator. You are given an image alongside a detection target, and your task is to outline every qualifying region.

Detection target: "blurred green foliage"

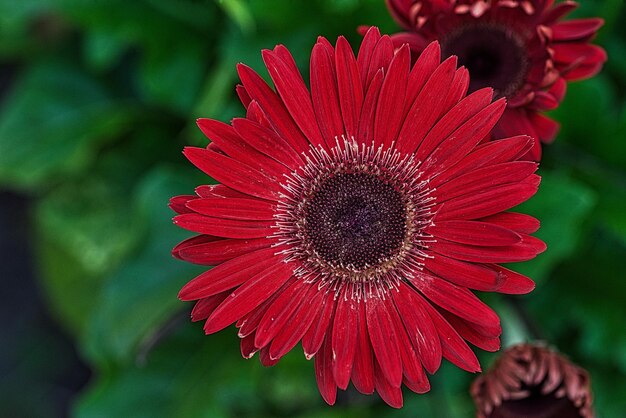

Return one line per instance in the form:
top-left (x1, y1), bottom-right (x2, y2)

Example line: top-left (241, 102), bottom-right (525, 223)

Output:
top-left (1, 0), bottom-right (625, 417)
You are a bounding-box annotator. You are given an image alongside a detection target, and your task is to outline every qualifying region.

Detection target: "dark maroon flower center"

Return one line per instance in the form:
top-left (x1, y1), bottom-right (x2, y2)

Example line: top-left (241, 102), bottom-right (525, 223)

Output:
top-left (303, 172), bottom-right (407, 271)
top-left (441, 23), bottom-right (528, 98)
top-left (491, 385), bottom-right (582, 418)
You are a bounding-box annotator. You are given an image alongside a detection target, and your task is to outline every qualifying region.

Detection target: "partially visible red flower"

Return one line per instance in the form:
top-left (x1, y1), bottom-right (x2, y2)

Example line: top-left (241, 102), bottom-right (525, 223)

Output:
top-left (376, 0), bottom-right (607, 160)
top-left (471, 343), bottom-right (594, 418)
top-left (171, 27), bottom-right (545, 407)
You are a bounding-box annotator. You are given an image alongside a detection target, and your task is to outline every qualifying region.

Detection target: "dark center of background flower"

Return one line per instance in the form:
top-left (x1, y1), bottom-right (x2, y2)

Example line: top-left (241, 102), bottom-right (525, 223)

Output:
top-left (442, 24), bottom-right (528, 98)
top-left (303, 172), bottom-right (407, 271)
top-left (491, 384), bottom-right (583, 418)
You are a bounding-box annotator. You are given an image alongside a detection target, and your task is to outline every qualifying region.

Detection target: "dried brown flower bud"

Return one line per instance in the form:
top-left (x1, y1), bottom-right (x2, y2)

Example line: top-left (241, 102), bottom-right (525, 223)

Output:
top-left (471, 343), bottom-right (594, 418)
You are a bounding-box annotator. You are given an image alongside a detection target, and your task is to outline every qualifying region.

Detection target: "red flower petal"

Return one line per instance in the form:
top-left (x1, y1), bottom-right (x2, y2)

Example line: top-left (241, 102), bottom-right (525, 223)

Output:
top-left (311, 41), bottom-right (345, 148)
top-left (416, 87), bottom-right (494, 163)
top-left (190, 290), bottom-right (231, 322)
top-left (232, 118), bottom-right (303, 170)
top-left (237, 64), bottom-right (309, 153)
top-left (178, 247), bottom-right (280, 301)
top-left (175, 237), bottom-right (271, 266)
top-left (173, 213), bottom-right (273, 239)
top-left (374, 360), bottom-right (404, 408)
top-left (240, 333), bottom-right (258, 359)
top-left (397, 55), bottom-right (458, 154)
top-left (315, 336), bottom-right (337, 405)
top-left (551, 18), bottom-right (604, 42)
top-left (430, 237), bottom-right (542, 263)
top-left (385, 294), bottom-right (428, 387)
top-left (479, 212), bottom-right (540, 234)
top-left (254, 279), bottom-right (309, 349)
top-left (428, 220), bottom-right (521, 246)
top-left (366, 295), bottom-right (403, 388)
top-left (444, 66), bottom-right (470, 112)
top-left (404, 41), bottom-right (441, 116)
top-left (204, 261), bottom-right (294, 334)
top-left (441, 311), bottom-right (501, 352)
top-left (434, 161), bottom-right (538, 204)
top-left (186, 197), bottom-right (276, 221)
top-left (435, 175), bottom-right (540, 220)
top-left (393, 282), bottom-right (442, 374)
top-left (237, 290), bottom-right (281, 338)
top-left (196, 119), bottom-right (286, 178)
top-left (357, 69), bottom-right (384, 145)
top-left (528, 112), bottom-right (560, 144)
top-left (331, 286), bottom-right (359, 389)
top-left (269, 283), bottom-right (325, 360)
top-left (431, 135), bottom-right (533, 188)
top-left (235, 84), bottom-right (251, 108)
top-left (421, 98), bottom-right (507, 176)
top-left (351, 301), bottom-right (375, 395)
top-left (365, 35), bottom-right (394, 88)
top-left (425, 253), bottom-right (504, 292)
top-left (183, 147), bottom-right (283, 201)
top-left (374, 44), bottom-right (410, 148)
top-left (169, 195), bottom-right (197, 214)
top-left (410, 272), bottom-right (500, 329)
top-left (263, 49), bottom-right (326, 149)
top-left (195, 184), bottom-right (248, 199)
top-left (422, 301), bottom-right (481, 373)
top-left (488, 264), bottom-right (536, 295)
top-left (302, 290), bottom-right (336, 359)
top-left (335, 36), bottom-right (364, 139)
top-left (357, 26), bottom-right (382, 88)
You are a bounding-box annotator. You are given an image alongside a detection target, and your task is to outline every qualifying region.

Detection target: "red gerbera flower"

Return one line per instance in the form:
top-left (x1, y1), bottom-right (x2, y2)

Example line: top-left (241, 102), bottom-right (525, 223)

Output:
top-left (377, 0), bottom-right (607, 160)
top-left (471, 343), bottom-right (595, 418)
top-left (171, 27), bottom-right (545, 407)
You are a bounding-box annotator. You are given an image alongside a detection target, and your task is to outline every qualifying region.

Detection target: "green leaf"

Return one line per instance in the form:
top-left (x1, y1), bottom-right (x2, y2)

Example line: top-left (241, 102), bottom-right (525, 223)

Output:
top-left (0, 60), bottom-right (134, 190)
top-left (80, 166), bottom-right (204, 365)
top-left (75, 325), bottom-right (320, 418)
top-left (508, 170), bottom-right (596, 283)
top-left (139, 42), bottom-right (208, 115)
top-left (214, 0), bottom-right (255, 34)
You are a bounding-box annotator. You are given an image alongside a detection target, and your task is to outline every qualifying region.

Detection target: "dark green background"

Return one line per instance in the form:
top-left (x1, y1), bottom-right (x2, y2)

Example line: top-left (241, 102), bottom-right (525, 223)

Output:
top-left (1, 0), bottom-right (625, 416)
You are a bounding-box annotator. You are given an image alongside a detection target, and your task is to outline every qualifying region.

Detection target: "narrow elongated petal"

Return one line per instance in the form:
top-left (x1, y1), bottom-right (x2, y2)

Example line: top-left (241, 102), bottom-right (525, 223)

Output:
top-left (302, 290), bottom-right (336, 359)
top-left (178, 247), bottom-right (279, 300)
top-left (351, 301), bottom-right (375, 394)
top-left (183, 147), bottom-right (282, 200)
top-left (397, 56), bottom-right (457, 154)
top-left (174, 213), bottom-right (273, 239)
top-left (315, 336), bottom-right (337, 405)
top-left (335, 36), bottom-right (364, 139)
top-left (374, 45), bottom-right (410, 147)
top-left (366, 295), bottom-right (403, 388)
top-left (255, 279), bottom-right (309, 348)
top-left (410, 272), bottom-right (500, 328)
top-left (175, 237), bottom-right (271, 265)
top-left (393, 283), bottom-right (442, 374)
top-left (263, 50), bottom-right (326, 149)
top-left (232, 118), bottom-right (303, 170)
top-left (311, 42), bottom-right (345, 146)
top-left (204, 261), bottom-right (294, 334)
top-left (331, 287), bottom-right (358, 389)
top-left (269, 283), bottom-right (325, 360)
top-left (186, 197), bottom-right (276, 220)
top-left (425, 254), bottom-right (504, 292)
top-left (237, 64), bottom-right (309, 153)
top-left (428, 220), bottom-right (521, 246)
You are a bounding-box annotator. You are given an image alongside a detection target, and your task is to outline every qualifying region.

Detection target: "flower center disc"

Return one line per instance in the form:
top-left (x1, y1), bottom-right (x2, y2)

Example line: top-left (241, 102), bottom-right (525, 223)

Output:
top-left (303, 172), bottom-right (408, 273)
top-left (442, 24), bottom-right (528, 98)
